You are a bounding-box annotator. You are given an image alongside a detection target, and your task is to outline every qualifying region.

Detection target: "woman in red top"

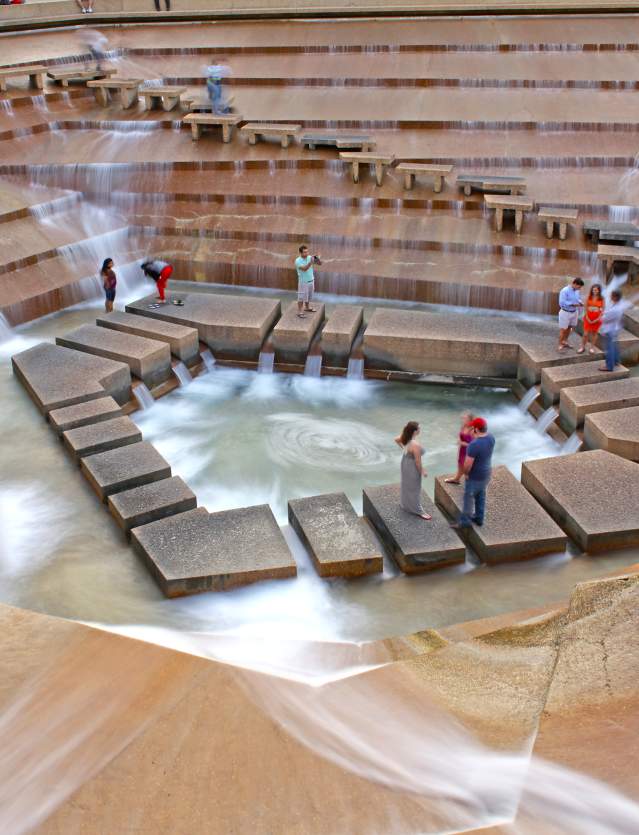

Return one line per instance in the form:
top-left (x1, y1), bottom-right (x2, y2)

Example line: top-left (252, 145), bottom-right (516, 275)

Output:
top-left (444, 411), bottom-right (474, 485)
top-left (578, 283), bottom-right (604, 355)
top-left (100, 257), bottom-right (116, 313)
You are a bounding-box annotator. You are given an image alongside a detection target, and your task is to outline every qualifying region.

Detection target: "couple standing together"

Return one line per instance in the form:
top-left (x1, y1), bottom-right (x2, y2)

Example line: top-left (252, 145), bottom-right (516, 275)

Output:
top-left (395, 416), bottom-right (495, 529)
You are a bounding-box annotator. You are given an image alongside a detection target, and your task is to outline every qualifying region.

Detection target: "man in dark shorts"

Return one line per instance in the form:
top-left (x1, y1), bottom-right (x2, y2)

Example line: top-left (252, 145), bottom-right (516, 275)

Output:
top-left (452, 417), bottom-right (495, 529)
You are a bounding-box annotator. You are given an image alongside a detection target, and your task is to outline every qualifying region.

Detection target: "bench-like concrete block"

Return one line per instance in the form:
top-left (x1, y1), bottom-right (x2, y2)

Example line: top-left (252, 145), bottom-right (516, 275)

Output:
top-left (96, 312), bottom-right (200, 365)
top-left (321, 305), bottom-right (363, 365)
top-left (521, 450), bottom-right (639, 552)
top-left (130, 505), bottom-right (297, 597)
top-left (80, 441), bottom-right (171, 502)
top-left (288, 492), bottom-right (382, 578)
top-left (624, 306), bottom-right (639, 338)
top-left (363, 484), bottom-right (465, 572)
top-left (57, 324), bottom-right (172, 388)
top-left (541, 360), bottom-right (629, 406)
top-left (584, 406), bottom-right (639, 462)
top-left (434, 467), bottom-right (567, 563)
top-left (48, 396), bottom-right (123, 435)
top-left (12, 342), bottom-right (131, 415)
top-left (271, 302), bottom-right (325, 363)
top-left (63, 416), bottom-right (142, 462)
top-left (108, 476), bottom-right (197, 534)
top-left (559, 377), bottom-right (639, 432)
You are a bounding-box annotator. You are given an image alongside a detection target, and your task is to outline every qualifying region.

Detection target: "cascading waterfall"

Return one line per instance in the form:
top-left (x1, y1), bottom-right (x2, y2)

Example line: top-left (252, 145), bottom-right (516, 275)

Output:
top-left (518, 386), bottom-right (539, 412)
top-left (258, 351), bottom-right (275, 373)
top-left (536, 406), bottom-right (559, 433)
top-left (132, 384), bottom-right (154, 410)
top-left (304, 354), bottom-right (322, 377)
top-left (346, 357), bottom-right (364, 380)
top-left (200, 349), bottom-right (216, 372)
top-left (172, 362), bottom-right (192, 386)
top-left (561, 432), bottom-right (582, 454)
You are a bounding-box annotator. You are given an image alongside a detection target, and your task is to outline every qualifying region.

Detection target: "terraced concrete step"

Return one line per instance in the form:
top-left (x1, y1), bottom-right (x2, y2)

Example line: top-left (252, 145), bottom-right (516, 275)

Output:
top-left (62, 415), bottom-right (142, 462)
top-left (559, 377), bottom-right (639, 432)
top-left (272, 302), bottom-right (325, 363)
top-left (584, 406), bottom-right (639, 462)
top-left (96, 311), bottom-right (200, 365)
top-left (108, 476), bottom-right (197, 534)
top-left (320, 305), bottom-right (363, 365)
top-left (540, 359), bottom-right (625, 406)
top-left (48, 396), bottom-right (123, 435)
top-left (80, 441), bottom-right (171, 502)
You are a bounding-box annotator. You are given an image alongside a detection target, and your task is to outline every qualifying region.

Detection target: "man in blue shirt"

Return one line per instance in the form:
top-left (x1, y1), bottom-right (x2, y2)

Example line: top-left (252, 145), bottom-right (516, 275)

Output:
top-left (557, 277), bottom-right (584, 351)
top-left (295, 244), bottom-right (321, 318)
top-left (451, 417), bottom-right (495, 529)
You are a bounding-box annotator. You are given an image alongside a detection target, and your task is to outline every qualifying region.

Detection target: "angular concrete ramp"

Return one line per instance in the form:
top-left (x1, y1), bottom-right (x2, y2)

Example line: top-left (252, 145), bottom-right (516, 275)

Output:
top-left (272, 302), bottom-right (325, 363)
top-left (363, 484), bottom-right (465, 572)
top-left (320, 305), bottom-right (363, 366)
top-left (108, 476), bottom-right (197, 535)
top-left (56, 324), bottom-right (172, 388)
top-left (434, 466), bottom-right (567, 563)
top-left (48, 396), bottom-right (123, 436)
top-left (11, 342), bottom-right (131, 415)
top-left (96, 311), bottom-right (200, 365)
top-left (62, 416), bottom-right (142, 462)
top-left (288, 492), bottom-right (382, 578)
top-left (81, 441), bottom-right (171, 502)
top-left (559, 377), bottom-right (639, 432)
top-left (540, 359), bottom-right (628, 406)
top-left (131, 505), bottom-right (297, 597)
top-left (521, 450), bottom-right (639, 553)
top-left (584, 406), bottom-right (639, 462)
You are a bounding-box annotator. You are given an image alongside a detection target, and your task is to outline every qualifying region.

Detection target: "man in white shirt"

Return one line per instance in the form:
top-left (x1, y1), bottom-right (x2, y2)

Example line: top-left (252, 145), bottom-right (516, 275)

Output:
top-left (599, 289), bottom-right (629, 372)
top-left (557, 277), bottom-right (584, 351)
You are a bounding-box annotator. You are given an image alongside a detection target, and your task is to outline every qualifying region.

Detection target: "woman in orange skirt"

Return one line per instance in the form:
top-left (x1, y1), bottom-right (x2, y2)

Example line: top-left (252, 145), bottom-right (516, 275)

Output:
top-left (579, 283), bottom-right (604, 354)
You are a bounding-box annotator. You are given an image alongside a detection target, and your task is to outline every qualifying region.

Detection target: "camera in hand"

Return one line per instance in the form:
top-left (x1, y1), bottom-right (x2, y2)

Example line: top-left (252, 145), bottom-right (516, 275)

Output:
top-left (312, 255), bottom-right (321, 264)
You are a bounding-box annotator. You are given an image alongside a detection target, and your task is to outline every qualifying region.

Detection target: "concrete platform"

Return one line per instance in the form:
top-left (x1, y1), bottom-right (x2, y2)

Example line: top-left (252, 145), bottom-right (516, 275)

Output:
top-left (48, 396), bottom-right (123, 436)
top-left (126, 292), bottom-right (281, 361)
top-left (521, 450), bottom-right (639, 552)
top-left (559, 377), bottom-right (639, 432)
top-left (130, 505), bottom-right (297, 597)
top-left (288, 492), bottom-right (382, 578)
top-left (624, 306), bottom-right (639, 338)
top-left (108, 476), bottom-right (197, 535)
top-left (62, 416), bottom-right (142, 463)
top-left (541, 360), bottom-right (629, 406)
top-left (56, 324), bottom-right (172, 388)
top-left (362, 484), bottom-right (465, 572)
top-left (80, 441), bottom-right (171, 502)
top-left (584, 406), bottom-right (639, 462)
top-left (271, 302), bottom-right (325, 364)
top-left (434, 467), bottom-right (567, 563)
top-left (11, 342), bottom-right (131, 415)
top-left (320, 305), bottom-right (363, 366)
top-left (96, 311), bottom-right (200, 365)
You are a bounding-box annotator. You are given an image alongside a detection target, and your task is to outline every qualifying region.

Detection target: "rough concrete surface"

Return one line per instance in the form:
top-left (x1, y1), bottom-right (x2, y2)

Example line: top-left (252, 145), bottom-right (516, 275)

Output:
top-left (80, 441), bottom-right (171, 502)
top-left (62, 415), bottom-right (142, 462)
top-left (48, 396), bottom-right (123, 435)
top-left (96, 311), bottom-right (200, 364)
top-left (271, 302), bottom-right (325, 362)
top-left (108, 475), bottom-right (197, 534)
top-left (559, 376), bottom-right (639, 432)
top-left (540, 359), bottom-right (628, 406)
top-left (584, 405), bottom-right (639, 461)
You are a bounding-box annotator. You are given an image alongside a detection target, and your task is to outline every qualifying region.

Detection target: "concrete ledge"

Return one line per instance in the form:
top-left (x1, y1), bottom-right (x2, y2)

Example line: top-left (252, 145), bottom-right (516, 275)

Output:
top-left (559, 377), bottom-right (639, 432)
top-left (48, 396), bottom-right (123, 435)
top-left (541, 360), bottom-right (628, 406)
top-left (434, 467), bottom-right (567, 563)
top-left (108, 476), bottom-right (197, 534)
top-left (11, 342), bottom-right (131, 415)
top-left (521, 450), bottom-right (639, 552)
top-left (96, 311), bottom-right (200, 365)
top-left (80, 441), bottom-right (171, 502)
top-left (288, 492), bottom-right (382, 578)
top-left (584, 406), bottom-right (639, 462)
top-left (321, 305), bottom-right (363, 366)
top-left (56, 324), bottom-right (172, 388)
top-left (362, 484), bottom-right (465, 572)
top-left (62, 416), bottom-right (142, 463)
top-left (130, 505), bottom-right (297, 597)
top-left (271, 302), bottom-right (325, 363)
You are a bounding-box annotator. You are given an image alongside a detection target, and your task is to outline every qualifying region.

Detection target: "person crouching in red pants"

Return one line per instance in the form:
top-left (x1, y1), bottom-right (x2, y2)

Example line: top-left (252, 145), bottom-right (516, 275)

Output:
top-left (141, 259), bottom-right (173, 303)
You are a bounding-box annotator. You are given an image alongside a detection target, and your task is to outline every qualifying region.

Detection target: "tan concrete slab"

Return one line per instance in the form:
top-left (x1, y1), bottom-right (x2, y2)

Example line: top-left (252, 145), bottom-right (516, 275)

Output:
top-left (320, 304), bottom-right (363, 365)
top-left (96, 311), bottom-right (200, 365)
top-left (80, 441), bottom-right (171, 502)
top-left (62, 415), bottom-right (142, 463)
top-left (108, 475), bottom-right (197, 534)
top-left (584, 406), bottom-right (639, 462)
top-left (540, 359), bottom-right (629, 406)
top-left (271, 301), bottom-right (325, 363)
top-left (48, 396), bottom-right (123, 435)
top-left (559, 377), bottom-right (639, 432)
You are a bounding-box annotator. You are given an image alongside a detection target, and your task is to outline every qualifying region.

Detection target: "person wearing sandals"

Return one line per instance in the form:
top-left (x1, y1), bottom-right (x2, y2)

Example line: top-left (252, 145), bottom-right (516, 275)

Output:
top-left (394, 421), bottom-right (432, 521)
top-left (578, 283), bottom-right (604, 355)
top-left (295, 244), bottom-right (320, 319)
top-left (557, 277), bottom-right (584, 351)
top-left (444, 411), bottom-right (474, 485)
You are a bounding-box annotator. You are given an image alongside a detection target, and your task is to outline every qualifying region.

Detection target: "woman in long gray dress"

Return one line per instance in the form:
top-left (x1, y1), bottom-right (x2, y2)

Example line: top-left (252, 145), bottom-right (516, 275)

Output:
top-left (394, 421), bottom-right (431, 520)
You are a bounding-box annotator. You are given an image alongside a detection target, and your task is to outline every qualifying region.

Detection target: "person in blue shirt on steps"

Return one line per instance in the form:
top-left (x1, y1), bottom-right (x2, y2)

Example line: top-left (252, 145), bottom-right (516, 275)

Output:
top-left (451, 417), bottom-right (495, 530)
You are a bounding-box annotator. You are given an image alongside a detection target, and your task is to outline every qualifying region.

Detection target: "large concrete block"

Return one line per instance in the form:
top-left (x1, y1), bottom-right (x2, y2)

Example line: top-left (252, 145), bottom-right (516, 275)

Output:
top-left (559, 377), bottom-right (639, 432)
top-left (80, 441), bottom-right (171, 502)
top-left (434, 467), bottom-right (567, 563)
top-left (362, 484), bottom-right (465, 572)
top-left (624, 306), bottom-right (639, 337)
top-left (96, 311), bottom-right (200, 365)
top-left (126, 292), bottom-right (281, 361)
top-left (48, 396), bottom-right (123, 436)
top-left (108, 476), bottom-right (197, 534)
top-left (130, 505), bottom-right (297, 597)
top-left (321, 305), bottom-right (363, 366)
top-left (56, 324), bottom-right (172, 388)
top-left (540, 360), bottom-right (629, 406)
top-left (288, 492), bottom-right (382, 578)
top-left (11, 342), bottom-right (131, 415)
top-left (62, 416), bottom-right (142, 462)
top-left (584, 406), bottom-right (639, 462)
top-left (522, 450), bottom-right (639, 552)
top-left (271, 302), bottom-right (325, 363)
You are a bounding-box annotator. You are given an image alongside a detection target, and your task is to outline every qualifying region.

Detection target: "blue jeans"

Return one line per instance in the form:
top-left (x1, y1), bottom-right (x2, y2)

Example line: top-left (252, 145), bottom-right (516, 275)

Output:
top-left (605, 332), bottom-right (620, 371)
top-left (459, 477), bottom-right (490, 527)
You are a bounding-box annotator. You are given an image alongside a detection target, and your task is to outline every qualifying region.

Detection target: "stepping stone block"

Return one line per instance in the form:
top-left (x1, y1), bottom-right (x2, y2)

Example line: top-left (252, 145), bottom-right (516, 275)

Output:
top-left (11, 342), bottom-right (131, 415)
top-left (434, 467), bottom-right (567, 563)
top-left (126, 292), bottom-right (280, 361)
top-left (271, 302), bottom-right (325, 364)
top-left (362, 484), bottom-right (465, 573)
top-left (624, 306), bottom-right (639, 337)
top-left (521, 450), bottom-right (639, 552)
top-left (288, 492), bottom-right (382, 578)
top-left (56, 324), bottom-right (172, 388)
top-left (130, 505), bottom-right (297, 597)
top-left (63, 416), bottom-right (142, 462)
top-left (559, 377), bottom-right (639, 432)
top-left (96, 312), bottom-right (200, 365)
top-left (541, 360), bottom-right (629, 406)
top-left (321, 305), bottom-right (363, 366)
top-left (81, 441), bottom-right (171, 502)
top-left (108, 476), bottom-right (197, 535)
top-left (48, 396), bottom-right (123, 435)
top-left (584, 406), bottom-right (639, 462)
